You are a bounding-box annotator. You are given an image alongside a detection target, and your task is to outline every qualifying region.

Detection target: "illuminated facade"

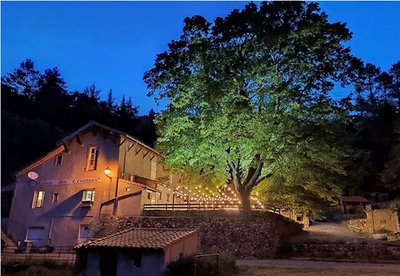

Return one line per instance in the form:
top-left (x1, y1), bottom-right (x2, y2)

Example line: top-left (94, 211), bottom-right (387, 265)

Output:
top-left (7, 121), bottom-right (182, 249)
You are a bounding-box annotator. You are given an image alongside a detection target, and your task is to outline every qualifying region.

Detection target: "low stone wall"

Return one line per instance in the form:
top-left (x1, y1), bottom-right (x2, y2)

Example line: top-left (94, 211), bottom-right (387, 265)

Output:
top-left (89, 211), bottom-right (302, 259)
top-left (290, 242), bottom-right (400, 261)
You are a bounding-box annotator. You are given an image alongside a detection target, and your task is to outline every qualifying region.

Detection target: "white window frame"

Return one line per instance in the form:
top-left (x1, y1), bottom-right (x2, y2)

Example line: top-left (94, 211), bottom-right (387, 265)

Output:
top-left (82, 190), bottom-right (95, 202)
top-left (86, 146), bottom-right (99, 171)
top-left (32, 191), bottom-right (45, 208)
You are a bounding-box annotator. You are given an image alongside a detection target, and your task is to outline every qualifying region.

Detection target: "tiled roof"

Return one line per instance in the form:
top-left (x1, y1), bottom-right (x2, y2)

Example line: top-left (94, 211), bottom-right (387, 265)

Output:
top-left (75, 228), bottom-right (198, 250)
top-left (340, 196), bottom-right (369, 203)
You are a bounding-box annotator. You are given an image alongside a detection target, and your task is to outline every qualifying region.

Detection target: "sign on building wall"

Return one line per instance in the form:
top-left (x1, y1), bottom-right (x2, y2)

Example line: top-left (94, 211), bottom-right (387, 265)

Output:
top-left (38, 178), bottom-right (101, 185)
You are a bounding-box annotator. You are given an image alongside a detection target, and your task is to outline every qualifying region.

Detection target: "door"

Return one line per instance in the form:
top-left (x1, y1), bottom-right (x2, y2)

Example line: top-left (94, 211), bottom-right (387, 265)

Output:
top-left (100, 250), bottom-right (118, 276)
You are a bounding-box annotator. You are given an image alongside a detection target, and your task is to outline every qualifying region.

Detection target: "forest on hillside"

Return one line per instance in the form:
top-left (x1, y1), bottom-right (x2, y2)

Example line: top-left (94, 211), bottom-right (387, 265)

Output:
top-left (1, 59), bottom-right (156, 184)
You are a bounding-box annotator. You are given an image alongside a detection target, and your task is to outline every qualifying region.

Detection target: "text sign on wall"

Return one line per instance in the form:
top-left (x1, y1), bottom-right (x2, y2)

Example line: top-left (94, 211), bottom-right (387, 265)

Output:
top-left (38, 178), bottom-right (101, 185)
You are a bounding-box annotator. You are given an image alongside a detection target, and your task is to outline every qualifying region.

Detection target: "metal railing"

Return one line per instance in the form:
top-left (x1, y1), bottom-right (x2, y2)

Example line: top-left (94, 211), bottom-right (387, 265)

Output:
top-left (143, 203), bottom-right (280, 213)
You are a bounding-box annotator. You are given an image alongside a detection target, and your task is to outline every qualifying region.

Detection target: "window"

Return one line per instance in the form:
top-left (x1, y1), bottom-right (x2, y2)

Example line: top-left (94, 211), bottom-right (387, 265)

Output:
top-left (159, 192), bottom-right (162, 200)
top-left (147, 192), bottom-right (151, 200)
top-left (79, 225), bottom-right (90, 243)
top-left (86, 146), bottom-right (99, 171)
top-left (82, 190), bottom-right (95, 202)
top-left (167, 194), bottom-right (170, 202)
top-left (32, 191), bottom-right (45, 208)
top-left (150, 160), bottom-right (157, 179)
top-left (82, 190), bottom-right (95, 207)
top-left (52, 193), bottom-right (59, 203)
top-left (55, 154), bottom-right (62, 166)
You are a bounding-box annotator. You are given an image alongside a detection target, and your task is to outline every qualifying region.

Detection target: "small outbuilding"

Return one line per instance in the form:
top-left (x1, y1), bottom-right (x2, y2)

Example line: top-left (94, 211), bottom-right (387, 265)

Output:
top-left (75, 228), bottom-right (199, 276)
top-left (340, 196), bottom-right (370, 214)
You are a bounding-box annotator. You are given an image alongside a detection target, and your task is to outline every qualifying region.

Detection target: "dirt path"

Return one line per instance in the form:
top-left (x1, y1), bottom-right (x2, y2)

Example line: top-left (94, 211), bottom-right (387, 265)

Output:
top-left (237, 259), bottom-right (400, 273)
top-left (289, 221), bottom-right (382, 244)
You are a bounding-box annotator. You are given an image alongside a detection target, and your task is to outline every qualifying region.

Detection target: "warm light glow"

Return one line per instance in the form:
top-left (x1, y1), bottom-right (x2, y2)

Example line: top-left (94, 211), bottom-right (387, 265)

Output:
top-left (104, 167), bottom-right (111, 176)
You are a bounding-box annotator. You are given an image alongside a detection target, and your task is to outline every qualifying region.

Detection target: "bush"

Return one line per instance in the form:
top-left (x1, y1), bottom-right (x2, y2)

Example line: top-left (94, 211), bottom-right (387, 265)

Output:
top-left (166, 253), bottom-right (237, 276)
top-left (1, 259), bottom-right (84, 276)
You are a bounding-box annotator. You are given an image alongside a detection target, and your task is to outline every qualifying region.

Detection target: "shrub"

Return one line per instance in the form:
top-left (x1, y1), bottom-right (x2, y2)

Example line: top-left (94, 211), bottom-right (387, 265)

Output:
top-left (1, 259), bottom-right (84, 276)
top-left (166, 253), bottom-right (237, 276)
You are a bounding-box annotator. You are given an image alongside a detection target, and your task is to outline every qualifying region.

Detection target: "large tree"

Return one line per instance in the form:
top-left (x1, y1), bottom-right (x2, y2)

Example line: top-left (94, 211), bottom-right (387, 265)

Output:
top-left (145, 2), bottom-right (357, 210)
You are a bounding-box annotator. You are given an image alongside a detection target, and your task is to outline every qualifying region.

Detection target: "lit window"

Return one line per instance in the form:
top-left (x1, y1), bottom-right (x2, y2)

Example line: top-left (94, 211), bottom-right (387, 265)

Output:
top-left (55, 154), bottom-right (62, 166)
top-left (32, 191), bottom-right (45, 208)
top-left (82, 190), bottom-right (95, 202)
top-left (86, 146), bottom-right (99, 171)
top-left (82, 190), bottom-right (95, 208)
top-left (52, 193), bottom-right (59, 203)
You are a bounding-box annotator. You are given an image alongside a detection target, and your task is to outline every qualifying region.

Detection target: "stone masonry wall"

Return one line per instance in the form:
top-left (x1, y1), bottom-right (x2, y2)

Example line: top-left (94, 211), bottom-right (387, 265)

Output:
top-left (365, 209), bottom-right (400, 234)
top-left (89, 211), bottom-right (302, 259)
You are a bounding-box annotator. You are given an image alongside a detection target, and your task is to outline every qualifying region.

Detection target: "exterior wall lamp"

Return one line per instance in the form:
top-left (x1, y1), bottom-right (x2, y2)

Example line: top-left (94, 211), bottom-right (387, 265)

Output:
top-left (104, 167), bottom-right (112, 177)
top-left (104, 166), bottom-right (119, 215)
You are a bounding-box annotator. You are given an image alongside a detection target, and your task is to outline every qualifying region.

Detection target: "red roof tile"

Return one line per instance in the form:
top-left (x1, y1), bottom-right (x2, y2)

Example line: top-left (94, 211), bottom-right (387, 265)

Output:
top-left (75, 228), bottom-right (197, 250)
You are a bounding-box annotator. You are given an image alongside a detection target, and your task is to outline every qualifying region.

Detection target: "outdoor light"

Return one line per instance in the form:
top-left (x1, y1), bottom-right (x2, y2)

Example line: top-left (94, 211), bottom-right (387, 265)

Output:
top-left (104, 167), bottom-right (111, 176)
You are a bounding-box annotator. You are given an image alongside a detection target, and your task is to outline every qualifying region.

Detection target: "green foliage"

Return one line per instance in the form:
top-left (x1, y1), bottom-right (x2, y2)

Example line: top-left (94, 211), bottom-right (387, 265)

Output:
top-left (381, 116), bottom-right (400, 193)
top-left (145, 2), bottom-right (355, 210)
top-left (345, 60), bottom-right (400, 195)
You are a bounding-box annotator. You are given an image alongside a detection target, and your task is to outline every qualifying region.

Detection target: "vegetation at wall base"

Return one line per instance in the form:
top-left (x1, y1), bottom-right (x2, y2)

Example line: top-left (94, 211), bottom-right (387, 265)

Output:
top-left (166, 253), bottom-right (237, 276)
top-left (1, 258), bottom-right (84, 276)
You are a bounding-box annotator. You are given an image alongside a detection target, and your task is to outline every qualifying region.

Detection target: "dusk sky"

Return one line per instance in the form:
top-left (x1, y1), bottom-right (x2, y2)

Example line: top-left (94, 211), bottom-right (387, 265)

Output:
top-left (2, 1), bottom-right (400, 115)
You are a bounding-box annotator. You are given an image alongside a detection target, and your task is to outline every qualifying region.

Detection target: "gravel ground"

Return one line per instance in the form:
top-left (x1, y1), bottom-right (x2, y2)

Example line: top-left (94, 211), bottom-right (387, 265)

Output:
top-left (237, 259), bottom-right (400, 275)
top-left (289, 221), bottom-right (383, 244)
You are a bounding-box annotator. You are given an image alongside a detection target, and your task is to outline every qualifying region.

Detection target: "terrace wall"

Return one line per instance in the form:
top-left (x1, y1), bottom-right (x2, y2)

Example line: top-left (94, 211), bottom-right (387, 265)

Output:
top-left (89, 211), bottom-right (302, 259)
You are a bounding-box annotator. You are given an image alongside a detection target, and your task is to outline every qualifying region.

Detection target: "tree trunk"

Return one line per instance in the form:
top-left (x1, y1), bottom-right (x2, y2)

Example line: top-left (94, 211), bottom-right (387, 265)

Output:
top-left (239, 189), bottom-right (251, 211)
top-left (227, 155), bottom-right (272, 211)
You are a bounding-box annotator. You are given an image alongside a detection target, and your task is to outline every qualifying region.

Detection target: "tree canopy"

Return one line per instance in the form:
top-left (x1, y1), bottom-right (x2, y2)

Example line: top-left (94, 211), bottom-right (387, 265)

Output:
top-left (145, 1), bottom-right (357, 211)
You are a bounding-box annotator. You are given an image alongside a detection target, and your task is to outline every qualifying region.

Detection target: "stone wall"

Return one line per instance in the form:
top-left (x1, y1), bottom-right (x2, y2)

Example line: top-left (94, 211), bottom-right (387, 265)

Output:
top-left (290, 242), bottom-right (400, 261)
top-left (365, 209), bottom-right (400, 234)
top-left (89, 211), bottom-right (302, 259)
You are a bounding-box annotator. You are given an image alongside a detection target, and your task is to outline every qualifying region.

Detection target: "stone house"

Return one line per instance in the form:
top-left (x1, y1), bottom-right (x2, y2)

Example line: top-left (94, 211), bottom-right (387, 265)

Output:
top-left (340, 196), bottom-right (370, 214)
top-left (75, 228), bottom-right (199, 276)
top-left (6, 121), bottom-right (184, 250)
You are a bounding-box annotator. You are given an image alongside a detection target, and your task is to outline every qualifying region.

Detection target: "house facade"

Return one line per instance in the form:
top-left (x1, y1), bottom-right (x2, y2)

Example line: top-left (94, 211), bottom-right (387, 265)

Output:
top-left (7, 121), bottom-right (183, 249)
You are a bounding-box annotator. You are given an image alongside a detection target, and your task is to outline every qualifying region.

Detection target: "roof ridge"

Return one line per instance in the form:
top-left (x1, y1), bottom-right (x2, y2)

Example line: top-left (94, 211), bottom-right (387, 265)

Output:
top-left (76, 228), bottom-right (198, 249)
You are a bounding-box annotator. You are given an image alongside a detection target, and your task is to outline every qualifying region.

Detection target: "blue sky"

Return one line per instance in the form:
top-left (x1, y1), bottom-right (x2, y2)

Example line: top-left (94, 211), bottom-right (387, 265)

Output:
top-left (2, 1), bottom-right (400, 115)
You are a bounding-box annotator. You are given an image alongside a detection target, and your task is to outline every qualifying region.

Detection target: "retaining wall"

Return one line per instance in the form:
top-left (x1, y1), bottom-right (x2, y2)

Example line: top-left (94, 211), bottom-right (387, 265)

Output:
top-left (89, 211), bottom-right (302, 259)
